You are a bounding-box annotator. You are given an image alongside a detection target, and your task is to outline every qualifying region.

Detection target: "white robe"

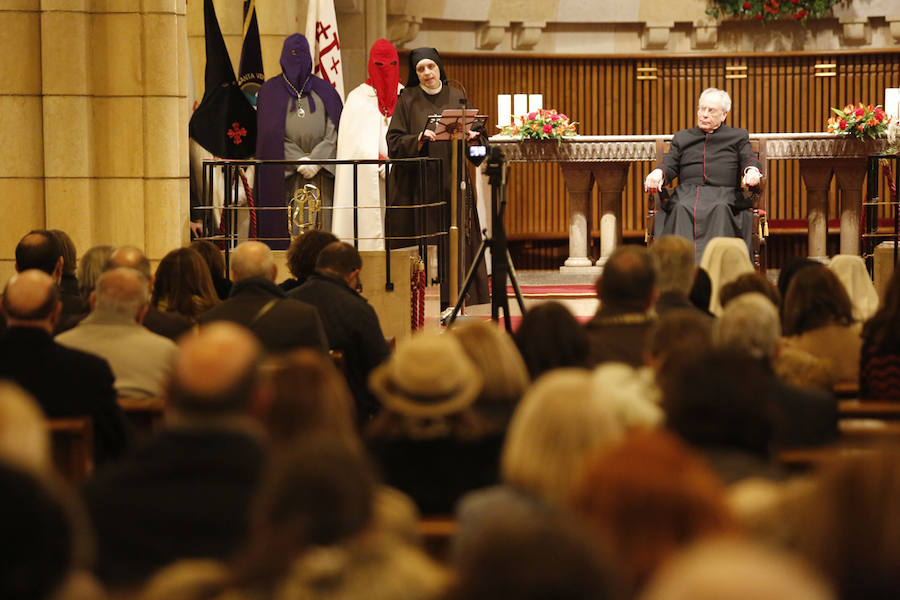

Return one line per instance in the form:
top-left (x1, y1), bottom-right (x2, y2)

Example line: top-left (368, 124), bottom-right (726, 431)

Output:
top-left (332, 82), bottom-right (402, 251)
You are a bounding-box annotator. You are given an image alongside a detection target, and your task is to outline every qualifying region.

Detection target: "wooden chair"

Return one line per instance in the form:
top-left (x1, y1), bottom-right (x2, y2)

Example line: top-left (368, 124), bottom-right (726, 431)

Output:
top-left (47, 417), bottom-right (94, 483)
top-left (419, 516), bottom-right (457, 563)
top-left (117, 397), bottom-right (166, 438)
top-left (646, 138), bottom-right (768, 271)
top-left (839, 400), bottom-right (900, 420)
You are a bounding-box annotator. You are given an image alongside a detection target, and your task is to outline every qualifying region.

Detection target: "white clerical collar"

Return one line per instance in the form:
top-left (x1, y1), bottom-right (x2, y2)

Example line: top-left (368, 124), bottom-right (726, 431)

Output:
top-left (420, 81), bottom-right (443, 95)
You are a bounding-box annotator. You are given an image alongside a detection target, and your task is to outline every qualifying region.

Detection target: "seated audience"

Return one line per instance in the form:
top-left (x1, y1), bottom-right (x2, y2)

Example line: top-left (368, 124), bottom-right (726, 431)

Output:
top-left (776, 256), bottom-right (818, 312)
top-left (699, 236), bottom-right (754, 315)
top-left (688, 267), bottom-right (713, 315)
top-left (15, 230), bottom-right (87, 332)
top-left (572, 431), bottom-right (736, 594)
top-left (0, 381), bottom-right (52, 474)
top-left (199, 241), bottom-right (328, 354)
top-left (717, 271), bottom-right (780, 309)
top-left (289, 241), bottom-right (390, 423)
top-left (279, 229), bottom-right (338, 292)
top-left (446, 510), bottom-right (623, 600)
top-left (106, 246), bottom-right (193, 341)
top-left (649, 235), bottom-right (703, 317)
top-left (646, 309), bottom-right (713, 392)
top-left (713, 292), bottom-right (837, 448)
top-left (56, 267), bottom-right (176, 398)
top-left (0, 270), bottom-right (130, 464)
top-left (151, 247), bottom-right (220, 322)
top-left (639, 538), bottom-right (834, 600)
top-left (585, 245), bottom-right (657, 368)
top-left (190, 240), bottom-right (232, 300)
top-left (77, 245), bottom-right (115, 303)
top-left (514, 301), bottom-right (589, 379)
top-left (775, 449), bottom-right (900, 598)
top-left (781, 263), bottom-right (861, 386)
top-left (48, 229), bottom-right (83, 312)
top-left (860, 265), bottom-right (900, 400)
top-left (83, 322), bottom-right (267, 591)
top-left (661, 347), bottom-right (784, 483)
top-left (449, 319), bottom-right (530, 429)
top-left (829, 254), bottom-right (879, 322)
top-left (591, 362), bottom-right (663, 430)
top-left (366, 332), bottom-right (501, 515)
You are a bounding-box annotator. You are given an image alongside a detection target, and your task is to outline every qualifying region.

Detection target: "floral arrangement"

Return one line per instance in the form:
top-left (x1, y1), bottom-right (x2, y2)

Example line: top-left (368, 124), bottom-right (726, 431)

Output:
top-left (499, 109), bottom-right (578, 144)
top-left (706, 0), bottom-right (843, 22)
top-left (827, 103), bottom-right (892, 141)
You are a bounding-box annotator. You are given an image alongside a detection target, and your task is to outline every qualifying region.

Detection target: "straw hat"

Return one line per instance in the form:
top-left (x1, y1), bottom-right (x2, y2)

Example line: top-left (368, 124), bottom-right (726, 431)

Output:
top-left (369, 332), bottom-right (483, 418)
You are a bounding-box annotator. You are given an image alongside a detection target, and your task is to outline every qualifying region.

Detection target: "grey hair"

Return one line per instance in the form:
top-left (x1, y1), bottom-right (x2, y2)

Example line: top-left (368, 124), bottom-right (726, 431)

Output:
top-left (94, 267), bottom-right (150, 318)
top-left (713, 292), bottom-right (779, 361)
top-left (650, 235), bottom-right (695, 296)
top-left (699, 88), bottom-right (731, 113)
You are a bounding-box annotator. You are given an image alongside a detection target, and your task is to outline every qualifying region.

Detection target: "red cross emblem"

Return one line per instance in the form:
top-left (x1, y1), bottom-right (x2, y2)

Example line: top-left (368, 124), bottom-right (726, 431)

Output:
top-left (227, 122), bottom-right (247, 145)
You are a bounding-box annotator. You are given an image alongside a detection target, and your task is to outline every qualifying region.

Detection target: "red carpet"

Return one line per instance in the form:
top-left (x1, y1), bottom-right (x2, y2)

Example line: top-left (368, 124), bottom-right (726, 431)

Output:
top-left (504, 284), bottom-right (596, 298)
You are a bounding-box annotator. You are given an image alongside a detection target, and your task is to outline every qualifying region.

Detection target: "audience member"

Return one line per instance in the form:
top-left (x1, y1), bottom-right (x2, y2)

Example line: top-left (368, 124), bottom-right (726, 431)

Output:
top-left (279, 229), bottom-right (338, 292)
top-left (56, 267), bottom-right (176, 398)
top-left (661, 347), bottom-right (784, 483)
top-left (449, 319), bottom-right (530, 429)
top-left (447, 511), bottom-right (623, 600)
top-left (15, 230), bottom-right (87, 331)
top-left (776, 256), bottom-right (818, 308)
top-left (717, 271), bottom-right (780, 309)
top-left (151, 247), bottom-right (220, 322)
top-left (0, 270), bottom-right (130, 464)
top-left (778, 449), bottom-right (900, 599)
top-left (366, 332), bottom-right (501, 515)
top-left (83, 322), bottom-right (267, 590)
top-left (572, 430), bottom-right (735, 593)
top-left (713, 292), bottom-right (837, 448)
top-left (639, 538), bottom-right (834, 600)
top-left (0, 381), bottom-right (52, 474)
top-left (699, 236), bottom-right (754, 315)
top-left (645, 309), bottom-right (713, 391)
top-left (860, 265), bottom-right (900, 400)
top-left (106, 245), bottom-right (193, 340)
top-left (688, 267), bottom-right (713, 315)
top-left (77, 245), bottom-right (115, 302)
top-left (591, 363), bottom-right (662, 430)
top-left (829, 254), bottom-right (879, 322)
top-left (649, 235), bottom-right (702, 316)
top-left (190, 240), bottom-right (232, 300)
top-left (781, 263), bottom-right (861, 386)
top-left (585, 245), bottom-right (657, 368)
top-left (514, 300), bottom-right (588, 379)
top-left (49, 229), bottom-right (81, 306)
top-left (199, 241), bottom-right (328, 354)
top-left (289, 241), bottom-right (390, 423)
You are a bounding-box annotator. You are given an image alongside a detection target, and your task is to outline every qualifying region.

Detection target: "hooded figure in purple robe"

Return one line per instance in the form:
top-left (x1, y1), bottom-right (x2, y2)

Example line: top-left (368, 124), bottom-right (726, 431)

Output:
top-left (256, 34), bottom-right (343, 250)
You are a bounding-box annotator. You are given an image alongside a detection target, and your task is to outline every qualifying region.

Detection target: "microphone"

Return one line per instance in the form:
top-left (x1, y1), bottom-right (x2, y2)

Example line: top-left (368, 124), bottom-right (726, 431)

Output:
top-left (446, 79), bottom-right (468, 104)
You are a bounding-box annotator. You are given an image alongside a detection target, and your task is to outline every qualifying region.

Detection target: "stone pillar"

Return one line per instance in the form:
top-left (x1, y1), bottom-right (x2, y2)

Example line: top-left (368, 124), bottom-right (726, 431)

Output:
top-left (559, 164), bottom-right (595, 273)
top-left (799, 163), bottom-right (834, 261)
top-left (834, 157), bottom-right (867, 257)
top-left (591, 162), bottom-right (630, 266)
top-left (0, 0), bottom-right (44, 283)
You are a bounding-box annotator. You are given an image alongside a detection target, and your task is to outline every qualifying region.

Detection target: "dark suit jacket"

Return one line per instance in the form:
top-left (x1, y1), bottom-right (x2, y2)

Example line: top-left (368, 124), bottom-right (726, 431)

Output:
top-left (289, 274), bottom-right (391, 422)
top-left (199, 276), bottom-right (328, 354)
top-left (83, 428), bottom-right (265, 587)
top-left (0, 327), bottom-right (130, 463)
top-left (584, 306), bottom-right (656, 368)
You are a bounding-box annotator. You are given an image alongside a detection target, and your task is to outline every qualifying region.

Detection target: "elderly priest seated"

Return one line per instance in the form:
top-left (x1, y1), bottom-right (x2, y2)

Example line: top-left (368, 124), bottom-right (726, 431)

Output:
top-left (644, 87), bottom-right (762, 263)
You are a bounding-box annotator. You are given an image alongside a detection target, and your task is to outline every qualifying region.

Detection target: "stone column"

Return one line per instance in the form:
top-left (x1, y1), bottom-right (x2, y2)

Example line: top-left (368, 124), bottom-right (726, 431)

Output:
top-left (591, 162), bottom-right (630, 266)
top-left (799, 162), bottom-right (834, 261)
top-left (0, 0), bottom-right (44, 283)
top-left (559, 164), bottom-right (595, 273)
top-left (833, 157), bottom-right (867, 256)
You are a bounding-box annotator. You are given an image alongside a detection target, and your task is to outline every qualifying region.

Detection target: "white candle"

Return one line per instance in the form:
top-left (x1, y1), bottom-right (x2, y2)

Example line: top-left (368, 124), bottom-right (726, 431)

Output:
top-left (513, 94), bottom-right (528, 119)
top-left (528, 94), bottom-right (543, 114)
top-left (497, 94), bottom-right (512, 128)
top-left (886, 88), bottom-right (900, 120)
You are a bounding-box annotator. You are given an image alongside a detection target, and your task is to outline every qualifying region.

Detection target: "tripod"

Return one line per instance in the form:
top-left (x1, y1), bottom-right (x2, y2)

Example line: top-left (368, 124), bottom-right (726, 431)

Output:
top-left (445, 147), bottom-right (526, 332)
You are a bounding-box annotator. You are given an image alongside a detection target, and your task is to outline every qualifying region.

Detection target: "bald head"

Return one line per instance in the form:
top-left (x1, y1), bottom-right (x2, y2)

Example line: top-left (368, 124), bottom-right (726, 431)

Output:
top-left (171, 322), bottom-right (262, 416)
top-left (15, 231), bottom-right (63, 279)
top-left (2, 270), bottom-right (61, 331)
top-left (230, 241), bottom-right (276, 282)
top-left (93, 267), bottom-right (150, 320)
top-left (107, 246), bottom-right (152, 278)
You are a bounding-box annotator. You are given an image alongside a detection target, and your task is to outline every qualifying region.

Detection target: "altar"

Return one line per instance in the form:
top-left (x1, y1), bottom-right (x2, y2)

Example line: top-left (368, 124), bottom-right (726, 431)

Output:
top-left (489, 133), bottom-right (890, 273)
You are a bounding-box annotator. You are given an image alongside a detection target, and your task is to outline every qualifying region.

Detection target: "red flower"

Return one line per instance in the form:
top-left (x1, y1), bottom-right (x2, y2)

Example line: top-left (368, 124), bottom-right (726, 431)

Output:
top-left (855, 107), bottom-right (865, 117)
top-left (542, 123), bottom-right (553, 134)
top-left (743, 1), bottom-right (751, 8)
top-left (839, 119), bottom-right (847, 129)
top-left (791, 0), bottom-right (799, 3)
top-left (754, 13), bottom-right (763, 19)
top-left (550, 114), bottom-right (560, 122)
top-left (527, 112), bottom-right (537, 121)
top-left (794, 9), bottom-right (806, 18)
top-left (875, 108), bottom-right (885, 121)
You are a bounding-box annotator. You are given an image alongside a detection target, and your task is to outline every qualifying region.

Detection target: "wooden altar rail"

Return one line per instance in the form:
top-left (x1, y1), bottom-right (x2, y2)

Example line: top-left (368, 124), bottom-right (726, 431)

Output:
top-left (489, 133), bottom-right (889, 271)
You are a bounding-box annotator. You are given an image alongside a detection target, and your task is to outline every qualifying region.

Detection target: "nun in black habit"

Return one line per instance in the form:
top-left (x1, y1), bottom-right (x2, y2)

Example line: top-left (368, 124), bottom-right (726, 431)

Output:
top-left (386, 48), bottom-right (489, 308)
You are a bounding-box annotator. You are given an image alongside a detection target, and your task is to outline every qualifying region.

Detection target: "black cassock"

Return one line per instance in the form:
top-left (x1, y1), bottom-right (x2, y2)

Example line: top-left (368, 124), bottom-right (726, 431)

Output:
top-left (655, 124), bottom-right (761, 263)
top-left (386, 85), bottom-right (489, 306)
